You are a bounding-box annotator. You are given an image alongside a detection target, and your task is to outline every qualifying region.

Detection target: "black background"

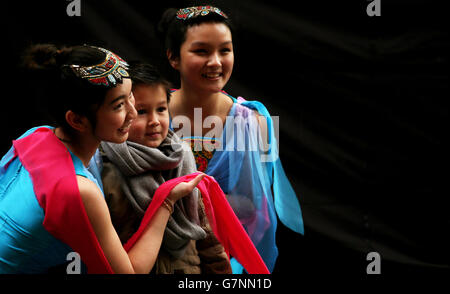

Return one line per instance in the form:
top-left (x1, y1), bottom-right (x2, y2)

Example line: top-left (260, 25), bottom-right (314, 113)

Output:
top-left (2, 0), bottom-right (449, 277)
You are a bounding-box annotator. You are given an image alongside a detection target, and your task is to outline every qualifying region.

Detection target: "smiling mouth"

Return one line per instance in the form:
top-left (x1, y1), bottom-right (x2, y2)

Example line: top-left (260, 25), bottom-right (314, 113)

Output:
top-left (145, 132), bottom-right (161, 138)
top-left (118, 120), bottom-right (132, 133)
top-left (202, 72), bottom-right (222, 79)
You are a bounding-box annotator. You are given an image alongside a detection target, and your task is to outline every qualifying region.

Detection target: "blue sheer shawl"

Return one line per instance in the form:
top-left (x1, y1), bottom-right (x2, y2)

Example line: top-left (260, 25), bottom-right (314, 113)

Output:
top-left (171, 95), bottom-right (304, 273)
top-left (206, 96), bottom-right (303, 273)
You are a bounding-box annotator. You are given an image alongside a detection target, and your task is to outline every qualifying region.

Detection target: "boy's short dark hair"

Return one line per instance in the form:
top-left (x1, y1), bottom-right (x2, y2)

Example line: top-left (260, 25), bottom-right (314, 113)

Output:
top-left (128, 61), bottom-right (172, 102)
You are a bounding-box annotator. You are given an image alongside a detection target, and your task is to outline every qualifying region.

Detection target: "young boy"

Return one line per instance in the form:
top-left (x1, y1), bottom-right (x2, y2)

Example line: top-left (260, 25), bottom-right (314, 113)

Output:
top-left (100, 62), bottom-right (231, 274)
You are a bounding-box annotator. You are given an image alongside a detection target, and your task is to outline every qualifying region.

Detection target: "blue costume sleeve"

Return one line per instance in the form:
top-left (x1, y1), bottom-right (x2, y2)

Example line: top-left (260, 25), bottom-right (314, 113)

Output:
top-left (240, 100), bottom-right (304, 235)
top-left (204, 98), bottom-right (304, 273)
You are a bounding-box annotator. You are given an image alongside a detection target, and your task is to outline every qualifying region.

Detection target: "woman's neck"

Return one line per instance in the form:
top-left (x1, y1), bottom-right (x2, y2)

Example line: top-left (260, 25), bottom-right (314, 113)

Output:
top-left (174, 88), bottom-right (222, 116)
top-left (170, 87), bottom-right (234, 137)
top-left (54, 127), bottom-right (99, 167)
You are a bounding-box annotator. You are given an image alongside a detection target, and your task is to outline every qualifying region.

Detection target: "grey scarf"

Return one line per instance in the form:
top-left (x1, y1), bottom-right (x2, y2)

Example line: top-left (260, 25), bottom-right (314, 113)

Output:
top-left (101, 130), bottom-right (206, 258)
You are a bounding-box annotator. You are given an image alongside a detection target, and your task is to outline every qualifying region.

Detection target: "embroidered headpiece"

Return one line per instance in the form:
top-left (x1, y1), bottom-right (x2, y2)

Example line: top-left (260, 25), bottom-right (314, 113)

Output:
top-left (176, 6), bottom-right (228, 21)
top-left (68, 47), bottom-right (129, 87)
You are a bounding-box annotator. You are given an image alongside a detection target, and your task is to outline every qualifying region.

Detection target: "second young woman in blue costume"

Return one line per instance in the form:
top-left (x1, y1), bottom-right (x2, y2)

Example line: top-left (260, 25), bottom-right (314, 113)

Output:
top-left (158, 5), bottom-right (304, 273)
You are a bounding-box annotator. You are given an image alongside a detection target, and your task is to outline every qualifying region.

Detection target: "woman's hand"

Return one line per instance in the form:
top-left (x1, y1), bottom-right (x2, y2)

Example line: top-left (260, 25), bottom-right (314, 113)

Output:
top-left (167, 173), bottom-right (206, 203)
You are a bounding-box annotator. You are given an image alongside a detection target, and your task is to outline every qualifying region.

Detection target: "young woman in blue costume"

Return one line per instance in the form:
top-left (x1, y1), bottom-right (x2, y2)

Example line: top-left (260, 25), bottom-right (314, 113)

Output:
top-left (158, 5), bottom-right (304, 273)
top-left (0, 44), bottom-right (204, 274)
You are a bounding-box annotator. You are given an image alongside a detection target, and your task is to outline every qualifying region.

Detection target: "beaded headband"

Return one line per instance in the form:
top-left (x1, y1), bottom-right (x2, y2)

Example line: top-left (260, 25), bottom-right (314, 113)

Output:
top-left (68, 47), bottom-right (129, 87)
top-left (176, 6), bottom-right (228, 21)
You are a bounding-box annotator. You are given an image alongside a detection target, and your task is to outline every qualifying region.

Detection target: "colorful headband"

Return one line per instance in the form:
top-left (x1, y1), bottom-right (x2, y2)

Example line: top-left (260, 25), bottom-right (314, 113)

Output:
top-left (176, 6), bottom-right (228, 21)
top-left (68, 47), bottom-right (129, 87)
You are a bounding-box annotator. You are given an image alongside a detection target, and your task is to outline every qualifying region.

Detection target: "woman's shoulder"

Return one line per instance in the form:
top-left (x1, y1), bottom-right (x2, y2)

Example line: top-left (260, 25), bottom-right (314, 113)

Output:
top-left (223, 94), bottom-right (273, 137)
top-left (223, 91), bottom-right (269, 113)
top-left (16, 125), bottom-right (54, 140)
top-left (225, 94), bottom-right (271, 120)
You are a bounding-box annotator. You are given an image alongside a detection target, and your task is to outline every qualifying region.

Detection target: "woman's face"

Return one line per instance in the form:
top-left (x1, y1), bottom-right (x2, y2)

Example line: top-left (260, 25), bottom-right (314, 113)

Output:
top-left (127, 84), bottom-right (170, 148)
top-left (173, 22), bottom-right (234, 94)
top-left (94, 78), bottom-right (137, 143)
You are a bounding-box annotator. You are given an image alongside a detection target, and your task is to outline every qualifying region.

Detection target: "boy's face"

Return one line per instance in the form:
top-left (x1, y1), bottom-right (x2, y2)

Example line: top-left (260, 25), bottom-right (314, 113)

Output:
top-left (128, 84), bottom-right (169, 148)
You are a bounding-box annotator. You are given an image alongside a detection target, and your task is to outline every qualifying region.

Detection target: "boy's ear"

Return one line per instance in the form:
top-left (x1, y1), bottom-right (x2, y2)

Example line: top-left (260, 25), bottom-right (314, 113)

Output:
top-left (167, 49), bottom-right (180, 70)
top-left (65, 110), bottom-right (91, 133)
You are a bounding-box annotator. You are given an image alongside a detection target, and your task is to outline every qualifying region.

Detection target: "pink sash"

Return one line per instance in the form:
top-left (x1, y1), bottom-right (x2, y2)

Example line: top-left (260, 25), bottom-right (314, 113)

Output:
top-left (124, 173), bottom-right (269, 274)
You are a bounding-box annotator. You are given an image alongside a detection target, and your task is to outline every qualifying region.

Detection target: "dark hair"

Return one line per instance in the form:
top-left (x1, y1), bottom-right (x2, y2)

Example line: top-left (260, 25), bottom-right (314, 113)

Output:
top-left (157, 6), bottom-right (234, 59)
top-left (22, 43), bottom-right (125, 136)
top-left (128, 61), bottom-right (172, 103)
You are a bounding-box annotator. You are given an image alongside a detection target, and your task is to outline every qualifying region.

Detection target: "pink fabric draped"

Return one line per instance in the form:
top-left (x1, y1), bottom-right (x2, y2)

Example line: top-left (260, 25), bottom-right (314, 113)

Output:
top-left (124, 172), bottom-right (269, 274)
top-left (14, 127), bottom-right (268, 274)
top-left (13, 127), bottom-right (113, 274)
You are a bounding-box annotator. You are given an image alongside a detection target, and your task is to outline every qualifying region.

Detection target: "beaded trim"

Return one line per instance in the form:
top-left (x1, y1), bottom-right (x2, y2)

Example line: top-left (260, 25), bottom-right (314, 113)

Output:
top-left (68, 47), bottom-right (129, 87)
top-left (176, 6), bottom-right (228, 21)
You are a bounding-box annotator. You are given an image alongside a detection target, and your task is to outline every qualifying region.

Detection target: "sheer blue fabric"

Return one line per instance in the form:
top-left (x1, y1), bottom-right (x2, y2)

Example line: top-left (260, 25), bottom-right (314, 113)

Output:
top-left (237, 98), bottom-right (304, 235)
top-left (186, 96), bottom-right (304, 273)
